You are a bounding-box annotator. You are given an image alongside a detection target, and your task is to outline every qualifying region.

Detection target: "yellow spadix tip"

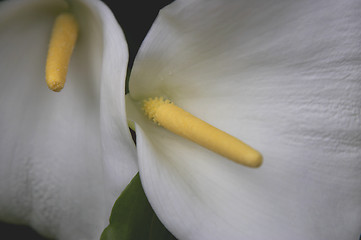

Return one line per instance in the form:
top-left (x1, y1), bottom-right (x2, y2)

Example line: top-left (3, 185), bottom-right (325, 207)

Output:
top-left (45, 12), bottom-right (78, 92)
top-left (143, 97), bottom-right (263, 168)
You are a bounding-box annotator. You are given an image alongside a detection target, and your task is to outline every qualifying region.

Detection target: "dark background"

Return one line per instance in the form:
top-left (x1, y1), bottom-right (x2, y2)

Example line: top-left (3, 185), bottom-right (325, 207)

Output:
top-left (0, 0), bottom-right (172, 239)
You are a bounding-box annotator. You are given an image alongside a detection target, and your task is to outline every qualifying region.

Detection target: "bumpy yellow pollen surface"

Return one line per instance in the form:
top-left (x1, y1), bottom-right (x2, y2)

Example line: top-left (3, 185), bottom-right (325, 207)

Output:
top-left (45, 13), bottom-right (78, 92)
top-left (143, 97), bottom-right (263, 168)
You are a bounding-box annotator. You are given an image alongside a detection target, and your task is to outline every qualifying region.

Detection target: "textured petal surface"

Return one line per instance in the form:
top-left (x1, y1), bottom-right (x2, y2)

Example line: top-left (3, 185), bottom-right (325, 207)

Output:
top-left (127, 0), bottom-right (361, 239)
top-left (0, 0), bottom-right (136, 239)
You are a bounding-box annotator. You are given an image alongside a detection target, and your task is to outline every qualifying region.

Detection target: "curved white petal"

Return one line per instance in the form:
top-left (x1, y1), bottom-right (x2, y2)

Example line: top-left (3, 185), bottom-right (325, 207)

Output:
top-left (0, 0), bottom-right (136, 239)
top-left (128, 0), bottom-right (361, 239)
top-left (74, 0), bottom-right (139, 220)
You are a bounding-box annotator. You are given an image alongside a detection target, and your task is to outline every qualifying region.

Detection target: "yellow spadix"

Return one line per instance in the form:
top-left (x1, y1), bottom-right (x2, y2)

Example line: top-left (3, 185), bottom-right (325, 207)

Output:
top-left (143, 97), bottom-right (263, 168)
top-left (45, 13), bottom-right (78, 92)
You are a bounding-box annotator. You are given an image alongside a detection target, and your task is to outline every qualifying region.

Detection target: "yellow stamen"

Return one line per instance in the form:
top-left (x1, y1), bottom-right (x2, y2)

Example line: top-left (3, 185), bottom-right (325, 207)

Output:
top-left (143, 97), bottom-right (263, 168)
top-left (45, 13), bottom-right (78, 92)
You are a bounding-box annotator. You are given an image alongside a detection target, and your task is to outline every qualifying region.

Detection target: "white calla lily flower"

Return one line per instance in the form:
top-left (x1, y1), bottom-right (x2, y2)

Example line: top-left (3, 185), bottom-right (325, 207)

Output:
top-left (0, 0), bottom-right (137, 239)
top-left (126, 0), bottom-right (361, 239)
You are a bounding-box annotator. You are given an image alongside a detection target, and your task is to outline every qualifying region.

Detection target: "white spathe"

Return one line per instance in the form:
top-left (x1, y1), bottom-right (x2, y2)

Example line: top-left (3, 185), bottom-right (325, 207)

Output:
top-left (127, 0), bottom-right (361, 239)
top-left (0, 0), bottom-right (137, 239)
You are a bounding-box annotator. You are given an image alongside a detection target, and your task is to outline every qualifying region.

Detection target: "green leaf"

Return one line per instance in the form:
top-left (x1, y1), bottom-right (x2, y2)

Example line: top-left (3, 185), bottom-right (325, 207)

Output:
top-left (101, 173), bottom-right (177, 240)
